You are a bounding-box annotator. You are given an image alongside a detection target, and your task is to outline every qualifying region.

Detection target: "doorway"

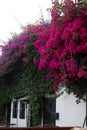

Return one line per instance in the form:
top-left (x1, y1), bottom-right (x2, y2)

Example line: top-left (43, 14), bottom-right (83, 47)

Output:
top-left (43, 97), bottom-right (56, 126)
top-left (10, 98), bottom-right (30, 127)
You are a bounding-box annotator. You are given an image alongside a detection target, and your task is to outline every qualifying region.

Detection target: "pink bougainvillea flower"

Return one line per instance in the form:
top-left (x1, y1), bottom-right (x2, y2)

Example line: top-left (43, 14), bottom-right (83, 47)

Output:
top-left (22, 57), bottom-right (28, 64)
top-left (46, 72), bottom-right (51, 81)
top-left (33, 59), bottom-right (39, 66)
top-left (53, 82), bottom-right (58, 90)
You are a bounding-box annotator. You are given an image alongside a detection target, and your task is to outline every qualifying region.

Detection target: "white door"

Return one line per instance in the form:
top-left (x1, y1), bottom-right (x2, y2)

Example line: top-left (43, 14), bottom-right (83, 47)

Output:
top-left (10, 98), bottom-right (30, 127)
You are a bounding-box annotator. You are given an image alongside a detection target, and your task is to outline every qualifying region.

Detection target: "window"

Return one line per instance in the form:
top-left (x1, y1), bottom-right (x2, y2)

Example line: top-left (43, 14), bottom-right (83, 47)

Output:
top-left (19, 100), bottom-right (25, 119)
top-left (13, 101), bottom-right (17, 118)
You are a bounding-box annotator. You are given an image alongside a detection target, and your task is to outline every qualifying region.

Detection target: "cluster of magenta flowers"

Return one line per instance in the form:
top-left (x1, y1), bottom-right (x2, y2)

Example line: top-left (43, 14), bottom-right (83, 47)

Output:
top-left (34, 0), bottom-right (87, 100)
top-left (0, 0), bottom-right (87, 100)
top-left (35, 0), bottom-right (87, 87)
top-left (0, 23), bottom-right (50, 74)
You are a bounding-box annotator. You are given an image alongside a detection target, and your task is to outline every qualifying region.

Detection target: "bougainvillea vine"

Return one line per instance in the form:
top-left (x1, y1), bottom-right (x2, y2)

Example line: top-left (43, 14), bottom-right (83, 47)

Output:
top-left (0, 0), bottom-right (87, 101)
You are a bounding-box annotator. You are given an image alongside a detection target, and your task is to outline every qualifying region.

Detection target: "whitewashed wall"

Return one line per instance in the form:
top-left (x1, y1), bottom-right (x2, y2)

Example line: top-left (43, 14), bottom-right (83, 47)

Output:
top-left (56, 92), bottom-right (86, 127)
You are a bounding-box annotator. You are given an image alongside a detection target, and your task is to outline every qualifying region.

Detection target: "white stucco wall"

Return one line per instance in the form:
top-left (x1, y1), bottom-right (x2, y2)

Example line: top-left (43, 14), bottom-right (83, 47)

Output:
top-left (56, 92), bottom-right (86, 127)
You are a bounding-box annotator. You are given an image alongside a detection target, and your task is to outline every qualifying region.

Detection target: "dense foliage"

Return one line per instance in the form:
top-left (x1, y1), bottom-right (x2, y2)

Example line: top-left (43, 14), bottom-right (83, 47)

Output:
top-left (0, 23), bottom-right (54, 125)
top-left (0, 46), bottom-right (54, 125)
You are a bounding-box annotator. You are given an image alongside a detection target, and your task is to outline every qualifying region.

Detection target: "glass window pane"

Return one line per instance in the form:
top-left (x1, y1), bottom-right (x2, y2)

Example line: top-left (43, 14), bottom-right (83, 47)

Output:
top-left (12, 100), bottom-right (17, 118)
top-left (19, 100), bottom-right (25, 119)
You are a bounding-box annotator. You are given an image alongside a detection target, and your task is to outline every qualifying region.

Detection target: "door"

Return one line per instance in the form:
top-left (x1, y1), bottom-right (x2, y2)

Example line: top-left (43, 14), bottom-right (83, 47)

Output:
top-left (17, 100), bottom-right (27, 127)
top-left (6, 102), bottom-right (11, 124)
top-left (10, 98), bottom-right (30, 127)
top-left (43, 97), bottom-right (56, 126)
